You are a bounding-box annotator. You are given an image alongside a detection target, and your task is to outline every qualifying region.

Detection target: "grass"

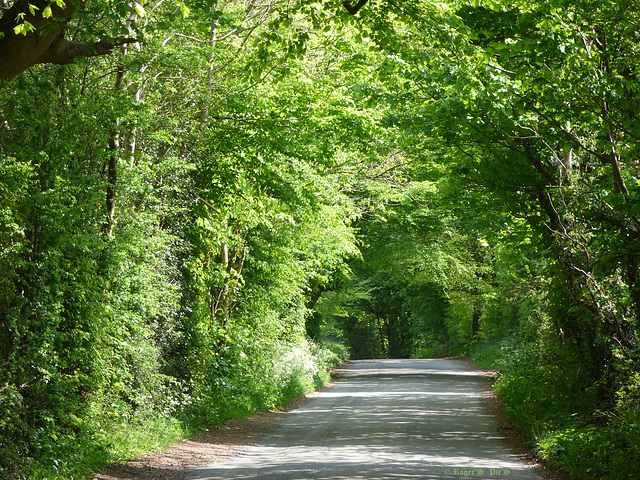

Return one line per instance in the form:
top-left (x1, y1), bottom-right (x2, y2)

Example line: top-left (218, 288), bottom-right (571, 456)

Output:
top-left (14, 339), bottom-right (348, 480)
top-left (102, 416), bottom-right (185, 463)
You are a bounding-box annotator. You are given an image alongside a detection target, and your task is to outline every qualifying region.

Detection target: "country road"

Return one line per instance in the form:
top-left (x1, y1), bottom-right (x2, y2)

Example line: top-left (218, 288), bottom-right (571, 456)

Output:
top-left (186, 359), bottom-right (542, 480)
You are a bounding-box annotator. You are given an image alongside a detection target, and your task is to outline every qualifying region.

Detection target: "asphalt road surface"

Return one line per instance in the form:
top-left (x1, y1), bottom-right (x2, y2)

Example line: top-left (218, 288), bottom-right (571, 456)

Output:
top-left (186, 359), bottom-right (541, 480)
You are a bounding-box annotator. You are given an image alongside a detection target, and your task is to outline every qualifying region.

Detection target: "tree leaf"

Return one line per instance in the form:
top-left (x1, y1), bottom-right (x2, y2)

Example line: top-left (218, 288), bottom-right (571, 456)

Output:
top-left (134, 3), bottom-right (146, 17)
top-left (180, 2), bottom-right (190, 18)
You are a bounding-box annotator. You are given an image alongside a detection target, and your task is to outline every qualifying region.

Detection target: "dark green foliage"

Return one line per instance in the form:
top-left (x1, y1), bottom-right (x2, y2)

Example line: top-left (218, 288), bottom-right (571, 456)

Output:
top-left (473, 335), bottom-right (640, 479)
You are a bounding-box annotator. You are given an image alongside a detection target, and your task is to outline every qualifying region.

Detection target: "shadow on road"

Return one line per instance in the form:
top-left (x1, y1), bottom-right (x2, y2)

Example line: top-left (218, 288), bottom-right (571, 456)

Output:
top-left (187, 359), bottom-right (541, 480)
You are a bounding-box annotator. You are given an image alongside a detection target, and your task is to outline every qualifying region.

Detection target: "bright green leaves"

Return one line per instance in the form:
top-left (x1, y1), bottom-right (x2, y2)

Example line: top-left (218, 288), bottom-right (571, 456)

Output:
top-left (314, 0), bottom-right (640, 375)
top-left (179, 2), bottom-right (191, 18)
top-left (133, 2), bottom-right (146, 17)
top-left (348, 6), bottom-right (640, 473)
top-left (10, 0), bottom-right (66, 35)
top-left (135, 0), bottom-right (373, 373)
top-left (13, 19), bottom-right (35, 35)
top-left (0, 157), bottom-right (33, 315)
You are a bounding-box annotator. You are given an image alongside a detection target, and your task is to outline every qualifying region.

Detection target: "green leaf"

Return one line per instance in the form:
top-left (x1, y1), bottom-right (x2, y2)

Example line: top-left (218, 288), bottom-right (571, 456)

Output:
top-left (42, 5), bottom-right (53, 18)
top-left (28, 3), bottom-right (39, 15)
top-left (180, 2), bottom-right (190, 18)
top-left (13, 21), bottom-right (35, 35)
top-left (134, 2), bottom-right (146, 17)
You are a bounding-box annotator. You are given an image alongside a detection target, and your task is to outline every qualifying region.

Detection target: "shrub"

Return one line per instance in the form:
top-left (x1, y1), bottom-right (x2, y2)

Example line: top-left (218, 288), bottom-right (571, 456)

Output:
top-left (473, 335), bottom-right (640, 480)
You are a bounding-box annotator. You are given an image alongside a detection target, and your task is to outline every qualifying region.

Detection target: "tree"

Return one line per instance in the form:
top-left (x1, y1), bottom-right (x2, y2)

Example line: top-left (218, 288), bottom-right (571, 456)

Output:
top-left (0, 0), bottom-right (366, 475)
top-left (0, 0), bottom-right (365, 85)
top-left (0, 0), bottom-right (140, 83)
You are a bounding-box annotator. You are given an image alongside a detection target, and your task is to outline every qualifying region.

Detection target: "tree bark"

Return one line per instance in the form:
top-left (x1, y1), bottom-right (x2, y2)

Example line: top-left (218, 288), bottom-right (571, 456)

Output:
top-left (0, 0), bottom-right (135, 85)
top-left (104, 63), bottom-right (124, 239)
top-left (343, 0), bottom-right (368, 15)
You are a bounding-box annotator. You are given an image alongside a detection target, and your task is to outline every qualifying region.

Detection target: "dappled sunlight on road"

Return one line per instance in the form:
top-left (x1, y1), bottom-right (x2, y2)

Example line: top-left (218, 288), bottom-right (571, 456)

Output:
top-left (317, 390), bottom-right (486, 398)
top-left (187, 359), bottom-right (540, 480)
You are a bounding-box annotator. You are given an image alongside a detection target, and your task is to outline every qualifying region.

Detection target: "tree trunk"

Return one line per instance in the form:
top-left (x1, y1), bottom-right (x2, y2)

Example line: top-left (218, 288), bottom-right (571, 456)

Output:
top-left (104, 26), bottom-right (139, 237)
top-left (0, 0), bottom-right (135, 85)
top-left (104, 64), bottom-right (125, 238)
top-left (471, 306), bottom-right (481, 339)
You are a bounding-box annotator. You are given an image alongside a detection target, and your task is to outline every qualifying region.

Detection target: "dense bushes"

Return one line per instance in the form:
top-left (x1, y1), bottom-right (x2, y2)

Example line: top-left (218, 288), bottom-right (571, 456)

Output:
top-left (0, 328), bottom-right (345, 480)
top-left (178, 335), bottom-right (347, 434)
top-left (0, 22), bottom-right (357, 477)
top-left (472, 336), bottom-right (640, 479)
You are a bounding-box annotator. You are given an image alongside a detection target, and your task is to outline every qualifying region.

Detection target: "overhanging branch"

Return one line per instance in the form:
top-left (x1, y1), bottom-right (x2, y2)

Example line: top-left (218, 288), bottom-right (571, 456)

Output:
top-left (35, 36), bottom-right (139, 66)
top-left (0, 0), bottom-right (137, 85)
top-left (343, 0), bottom-right (369, 15)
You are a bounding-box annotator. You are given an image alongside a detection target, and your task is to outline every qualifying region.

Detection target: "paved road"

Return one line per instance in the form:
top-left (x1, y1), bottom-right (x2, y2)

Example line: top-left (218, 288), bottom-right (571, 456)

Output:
top-left (186, 359), bottom-right (541, 479)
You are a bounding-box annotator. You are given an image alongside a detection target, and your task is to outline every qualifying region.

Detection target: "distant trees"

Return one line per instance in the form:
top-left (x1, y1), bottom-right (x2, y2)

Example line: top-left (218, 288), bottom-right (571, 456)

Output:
top-left (2, 0), bottom-right (639, 477)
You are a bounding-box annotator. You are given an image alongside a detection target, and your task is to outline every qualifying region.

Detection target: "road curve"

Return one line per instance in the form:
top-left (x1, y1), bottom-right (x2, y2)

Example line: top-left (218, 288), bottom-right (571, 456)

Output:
top-left (186, 359), bottom-right (541, 480)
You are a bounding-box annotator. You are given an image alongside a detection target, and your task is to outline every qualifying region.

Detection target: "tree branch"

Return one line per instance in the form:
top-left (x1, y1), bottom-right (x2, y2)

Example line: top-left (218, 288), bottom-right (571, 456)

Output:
top-left (0, 0), bottom-right (136, 85)
top-left (343, 0), bottom-right (368, 15)
top-left (35, 36), bottom-right (138, 66)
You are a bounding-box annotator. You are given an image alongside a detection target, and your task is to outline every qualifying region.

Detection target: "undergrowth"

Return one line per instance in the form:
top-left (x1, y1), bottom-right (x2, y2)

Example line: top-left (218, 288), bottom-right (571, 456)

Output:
top-left (2, 339), bottom-right (347, 480)
top-left (471, 338), bottom-right (640, 480)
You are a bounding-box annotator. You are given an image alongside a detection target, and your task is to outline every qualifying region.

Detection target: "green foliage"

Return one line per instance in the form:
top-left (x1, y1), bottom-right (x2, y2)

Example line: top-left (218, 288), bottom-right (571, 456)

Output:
top-left (472, 335), bottom-right (640, 479)
top-left (341, 1), bottom-right (640, 474)
top-left (464, 227), bottom-right (640, 479)
top-left (2, 0), bottom-right (640, 478)
top-left (537, 423), bottom-right (640, 479)
top-left (178, 335), bottom-right (345, 433)
top-left (494, 342), bottom-right (593, 430)
top-left (1, 3), bottom-right (362, 476)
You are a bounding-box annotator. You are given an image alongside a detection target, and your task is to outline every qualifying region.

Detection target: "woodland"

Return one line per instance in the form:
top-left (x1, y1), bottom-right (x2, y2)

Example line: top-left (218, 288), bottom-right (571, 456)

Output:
top-left (1, 0), bottom-right (639, 478)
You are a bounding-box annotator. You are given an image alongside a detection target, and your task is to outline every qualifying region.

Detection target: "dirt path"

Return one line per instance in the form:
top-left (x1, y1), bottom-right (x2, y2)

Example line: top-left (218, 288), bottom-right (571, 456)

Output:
top-left (92, 407), bottom-right (294, 480)
top-left (92, 360), bottom-right (572, 480)
top-left (92, 369), bottom-right (345, 480)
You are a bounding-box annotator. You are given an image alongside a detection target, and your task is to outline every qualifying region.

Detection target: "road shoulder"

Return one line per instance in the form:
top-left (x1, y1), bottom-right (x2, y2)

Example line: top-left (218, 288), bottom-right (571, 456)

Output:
top-left (92, 365), bottom-right (349, 480)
